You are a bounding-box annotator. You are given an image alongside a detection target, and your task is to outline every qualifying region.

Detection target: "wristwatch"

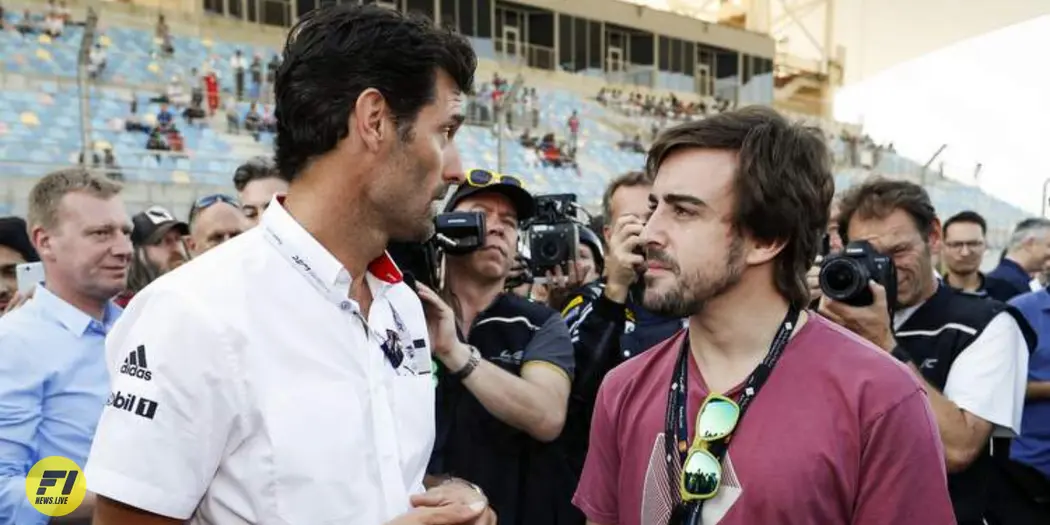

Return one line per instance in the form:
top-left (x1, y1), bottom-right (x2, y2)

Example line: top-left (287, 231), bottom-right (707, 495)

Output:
top-left (450, 345), bottom-right (482, 380)
top-left (891, 345), bottom-right (916, 365)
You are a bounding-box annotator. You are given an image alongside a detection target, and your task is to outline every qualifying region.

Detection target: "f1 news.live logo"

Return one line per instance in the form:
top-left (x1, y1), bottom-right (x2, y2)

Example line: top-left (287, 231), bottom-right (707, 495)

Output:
top-left (25, 456), bottom-right (87, 517)
top-left (106, 390), bottom-right (159, 419)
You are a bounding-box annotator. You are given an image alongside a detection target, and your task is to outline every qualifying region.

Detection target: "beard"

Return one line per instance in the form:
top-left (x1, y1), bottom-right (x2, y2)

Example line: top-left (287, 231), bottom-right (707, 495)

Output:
top-left (383, 148), bottom-right (447, 243)
top-left (642, 234), bottom-right (746, 318)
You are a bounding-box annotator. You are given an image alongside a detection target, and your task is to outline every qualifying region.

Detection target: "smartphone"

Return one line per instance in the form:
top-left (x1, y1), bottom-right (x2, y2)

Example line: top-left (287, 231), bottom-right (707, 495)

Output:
top-left (16, 262), bottom-right (44, 294)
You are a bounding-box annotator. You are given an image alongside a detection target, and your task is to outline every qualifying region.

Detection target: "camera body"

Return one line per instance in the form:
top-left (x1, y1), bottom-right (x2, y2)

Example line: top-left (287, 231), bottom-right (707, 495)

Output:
top-left (819, 240), bottom-right (897, 309)
top-left (524, 194), bottom-right (579, 277)
top-left (387, 211), bottom-right (486, 290)
top-left (435, 211), bottom-right (486, 255)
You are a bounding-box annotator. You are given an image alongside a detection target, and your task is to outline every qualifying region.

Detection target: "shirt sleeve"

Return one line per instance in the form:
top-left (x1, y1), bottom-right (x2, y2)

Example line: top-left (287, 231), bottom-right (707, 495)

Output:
top-left (1009, 297), bottom-right (1050, 382)
top-left (0, 331), bottom-right (49, 525)
top-left (522, 314), bottom-right (575, 381)
top-left (852, 389), bottom-right (956, 525)
top-left (572, 379), bottom-right (621, 525)
top-left (943, 312), bottom-right (1028, 436)
top-left (84, 285), bottom-right (242, 519)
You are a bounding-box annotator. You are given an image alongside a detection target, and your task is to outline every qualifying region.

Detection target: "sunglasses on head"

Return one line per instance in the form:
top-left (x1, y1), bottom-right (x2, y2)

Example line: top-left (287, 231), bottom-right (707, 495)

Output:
top-left (466, 168), bottom-right (524, 189)
top-left (679, 394), bottom-right (740, 502)
top-left (190, 194), bottom-right (239, 219)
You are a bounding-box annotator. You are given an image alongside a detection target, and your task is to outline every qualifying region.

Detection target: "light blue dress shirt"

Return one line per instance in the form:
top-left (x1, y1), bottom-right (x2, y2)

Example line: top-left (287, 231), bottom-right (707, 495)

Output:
top-left (0, 286), bottom-right (120, 524)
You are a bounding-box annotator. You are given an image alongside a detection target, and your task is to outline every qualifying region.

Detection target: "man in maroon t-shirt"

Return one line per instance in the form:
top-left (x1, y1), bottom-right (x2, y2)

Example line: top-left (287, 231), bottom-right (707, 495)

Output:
top-left (573, 107), bottom-right (955, 525)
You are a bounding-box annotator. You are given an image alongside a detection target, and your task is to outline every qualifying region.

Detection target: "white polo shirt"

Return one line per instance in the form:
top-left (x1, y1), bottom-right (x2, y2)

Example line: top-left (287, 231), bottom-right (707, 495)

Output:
top-left (84, 197), bottom-right (435, 524)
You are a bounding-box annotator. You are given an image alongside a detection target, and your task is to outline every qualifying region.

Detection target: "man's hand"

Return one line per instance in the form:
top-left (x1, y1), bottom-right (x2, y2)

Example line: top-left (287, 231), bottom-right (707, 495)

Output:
top-left (410, 481), bottom-right (497, 525)
top-left (818, 280), bottom-right (896, 351)
top-left (604, 215), bottom-right (645, 303)
top-left (383, 502), bottom-right (488, 525)
top-left (416, 283), bottom-right (460, 357)
top-left (805, 256), bottom-right (823, 303)
top-left (541, 265), bottom-right (580, 309)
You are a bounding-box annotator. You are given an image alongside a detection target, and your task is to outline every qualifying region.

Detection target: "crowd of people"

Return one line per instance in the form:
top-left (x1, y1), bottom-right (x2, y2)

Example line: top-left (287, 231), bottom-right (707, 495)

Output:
top-left (1, 4), bottom-right (1050, 525)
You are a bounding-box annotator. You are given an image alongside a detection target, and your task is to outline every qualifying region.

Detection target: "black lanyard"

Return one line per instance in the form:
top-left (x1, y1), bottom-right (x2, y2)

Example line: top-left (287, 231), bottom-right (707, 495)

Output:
top-left (663, 306), bottom-right (800, 521)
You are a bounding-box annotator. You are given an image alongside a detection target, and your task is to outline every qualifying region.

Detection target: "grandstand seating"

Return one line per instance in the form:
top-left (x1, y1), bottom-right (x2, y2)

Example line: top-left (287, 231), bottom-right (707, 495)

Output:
top-left (0, 7), bottom-right (1033, 248)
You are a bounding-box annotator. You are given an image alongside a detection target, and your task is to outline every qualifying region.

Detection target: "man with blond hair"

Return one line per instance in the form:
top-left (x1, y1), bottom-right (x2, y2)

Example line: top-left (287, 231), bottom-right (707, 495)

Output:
top-left (0, 168), bottom-right (132, 524)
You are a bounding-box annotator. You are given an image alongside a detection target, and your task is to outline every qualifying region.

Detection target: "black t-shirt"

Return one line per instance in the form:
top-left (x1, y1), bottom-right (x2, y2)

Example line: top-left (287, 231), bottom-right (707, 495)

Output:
top-left (430, 293), bottom-right (578, 525)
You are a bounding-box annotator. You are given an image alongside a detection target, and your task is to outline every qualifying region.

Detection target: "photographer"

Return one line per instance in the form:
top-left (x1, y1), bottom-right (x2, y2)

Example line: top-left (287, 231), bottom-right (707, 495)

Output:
top-left (558, 171), bottom-right (683, 476)
top-left (819, 177), bottom-right (1034, 525)
top-left (419, 175), bottom-right (577, 525)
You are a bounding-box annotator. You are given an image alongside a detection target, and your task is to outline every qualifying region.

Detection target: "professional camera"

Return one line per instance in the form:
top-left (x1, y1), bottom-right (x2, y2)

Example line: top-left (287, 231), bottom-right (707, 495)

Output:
top-left (522, 194), bottom-right (580, 277)
top-left (387, 211), bottom-right (486, 290)
top-left (818, 240), bottom-right (897, 309)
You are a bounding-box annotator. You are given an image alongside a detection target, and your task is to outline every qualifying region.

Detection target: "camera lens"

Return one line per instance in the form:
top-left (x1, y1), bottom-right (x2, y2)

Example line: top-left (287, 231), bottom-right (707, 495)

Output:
top-left (819, 258), bottom-right (866, 302)
top-left (540, 240), bottom-right (560, 259)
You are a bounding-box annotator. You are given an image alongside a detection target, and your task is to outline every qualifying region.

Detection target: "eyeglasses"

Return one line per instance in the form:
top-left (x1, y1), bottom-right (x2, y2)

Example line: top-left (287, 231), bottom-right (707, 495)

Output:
top-left (466, 168), bottom-right (524, 189)
top-left (679, 394), bottom-right (740, 502)
top-left (189, 194), bottom-right (239, 221)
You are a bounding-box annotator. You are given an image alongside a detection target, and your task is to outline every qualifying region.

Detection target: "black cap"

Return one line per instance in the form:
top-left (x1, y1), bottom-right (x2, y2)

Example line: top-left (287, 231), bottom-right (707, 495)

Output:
top-left (0, 217), bottom-right (39, 263)
top-left (131, 206), bottom-right (189, 246)
top-left (444, 182), bottom-right (536, 221)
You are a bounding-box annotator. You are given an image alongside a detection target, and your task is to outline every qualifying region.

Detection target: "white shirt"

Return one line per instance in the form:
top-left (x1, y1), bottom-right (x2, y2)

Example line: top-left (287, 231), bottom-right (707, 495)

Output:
top-left (895, 302), bottom-right (1028, 436)
top-left (85, 197), bottom-right (435, 524)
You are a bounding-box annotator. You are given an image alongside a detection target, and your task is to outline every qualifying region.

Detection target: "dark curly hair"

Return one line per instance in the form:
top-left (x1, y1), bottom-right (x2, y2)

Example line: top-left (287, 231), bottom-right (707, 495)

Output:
top-left (273, 4), bottom-right (476, 181)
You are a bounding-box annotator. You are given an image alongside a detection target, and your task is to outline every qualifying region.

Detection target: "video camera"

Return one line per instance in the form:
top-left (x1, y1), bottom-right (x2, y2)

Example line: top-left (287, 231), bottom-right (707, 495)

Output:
top-left (521, 194), bottom-right (582, 280)
top-left (387, 211), bottom-right (486, 291)
top-left (818, 240), bottom-right (897, 310)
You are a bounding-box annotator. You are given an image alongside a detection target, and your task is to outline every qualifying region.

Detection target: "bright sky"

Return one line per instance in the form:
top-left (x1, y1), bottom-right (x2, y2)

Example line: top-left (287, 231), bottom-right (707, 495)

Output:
top-left (834, 14), bottom-right (1050, 216)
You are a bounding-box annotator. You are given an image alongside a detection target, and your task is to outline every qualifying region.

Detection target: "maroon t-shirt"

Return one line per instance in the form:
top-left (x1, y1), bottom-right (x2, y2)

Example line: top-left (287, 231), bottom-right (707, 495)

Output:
top-left (573, 314), bottom-right (955, 525)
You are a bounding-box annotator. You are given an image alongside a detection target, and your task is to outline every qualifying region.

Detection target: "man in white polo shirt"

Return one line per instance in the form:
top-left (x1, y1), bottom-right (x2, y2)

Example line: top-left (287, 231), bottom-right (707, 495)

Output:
top-left (85, 5), bottom-right (491, 525)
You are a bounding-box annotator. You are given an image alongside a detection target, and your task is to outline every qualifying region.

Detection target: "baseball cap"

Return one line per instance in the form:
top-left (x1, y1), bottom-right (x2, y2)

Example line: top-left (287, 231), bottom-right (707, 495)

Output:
top-left (131, 206), bottom-right (189, 246)
top-left (0, 217), bottom-right (39, 263)
top-left (444, 169), bottom-right (536, 221)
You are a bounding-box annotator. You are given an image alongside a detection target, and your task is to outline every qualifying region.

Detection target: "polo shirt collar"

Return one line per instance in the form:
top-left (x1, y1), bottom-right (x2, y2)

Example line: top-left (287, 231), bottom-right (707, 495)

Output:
top-left (34, 285), bottom-right (120, 337)
top-left (259, 195), bottom-right (403, 303)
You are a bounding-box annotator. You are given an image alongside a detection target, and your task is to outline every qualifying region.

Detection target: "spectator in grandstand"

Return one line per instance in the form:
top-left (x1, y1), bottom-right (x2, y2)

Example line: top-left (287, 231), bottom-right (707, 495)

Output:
top-left (186, 194), bottom-right (249, 257)
top-left (102, 147), bottom-right (123, 182)
top-left (166, 127), bottom-right (186, 157)
top-left (426, 178), bottom-right (576, 525)
top-left (824, 178), bottom-right (1033, 525)
top-left (54, 0), bottom-right (70, 24)
top-left (86, 6), bottom-right (490, 523)
top-left (559, 171), bottom-right (683, 480)
top-left (0, 217), bottom-right (39, 313)
top-left (0, 169), bottom-right (130, 524)
top-left (204, 68), bottom-right (220, 115)
top-left (231, 49), bottom-right (247, 101)
top-left (232, 156), bottom-right (287, 224)
top-left (154, 14), bottom-right (172, 56)
top-left (941, 211), bottom-right (989, 295)
top-left (42, 8), bottom-right (62, 38)
top-left (225, 96), bottom-right (240, 133)
top-left (266, 53), bottom-right (281, 94)
top-left (244, 101), bottom-right (263, 141)
top-left (986, 218), bottom-right (1050, 302)
top-left (166, 76), bottom-right (189, 108)
top-left (123, 206), bottom-right (187, 305)
top-left (16, 9), bottom-right (35, 36)
top-left (88, 42), bottom-right (106, 79)
top-left (575, 109), bottom-right (954, 525)
top-left (156, 102), bottom-right (174, 131)
top-left (144, 128), bottom-right (168, 161)
top-left (249, 54), bottom-right (263, 100)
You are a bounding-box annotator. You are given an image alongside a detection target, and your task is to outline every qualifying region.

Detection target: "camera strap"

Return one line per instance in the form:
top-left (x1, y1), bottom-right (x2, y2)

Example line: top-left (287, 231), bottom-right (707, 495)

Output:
top-left (663, 305), bottom-right (799, 522)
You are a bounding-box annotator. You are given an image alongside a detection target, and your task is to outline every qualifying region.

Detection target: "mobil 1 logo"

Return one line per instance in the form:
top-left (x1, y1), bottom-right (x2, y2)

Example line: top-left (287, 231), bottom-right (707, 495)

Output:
top-left (106, 391), bottom-right (159, 420)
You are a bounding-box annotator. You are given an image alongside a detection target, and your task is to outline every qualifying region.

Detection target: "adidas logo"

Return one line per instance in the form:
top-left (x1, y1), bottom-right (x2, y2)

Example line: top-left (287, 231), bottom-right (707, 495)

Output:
top-left (120, 345), bottom-right (152, 381)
